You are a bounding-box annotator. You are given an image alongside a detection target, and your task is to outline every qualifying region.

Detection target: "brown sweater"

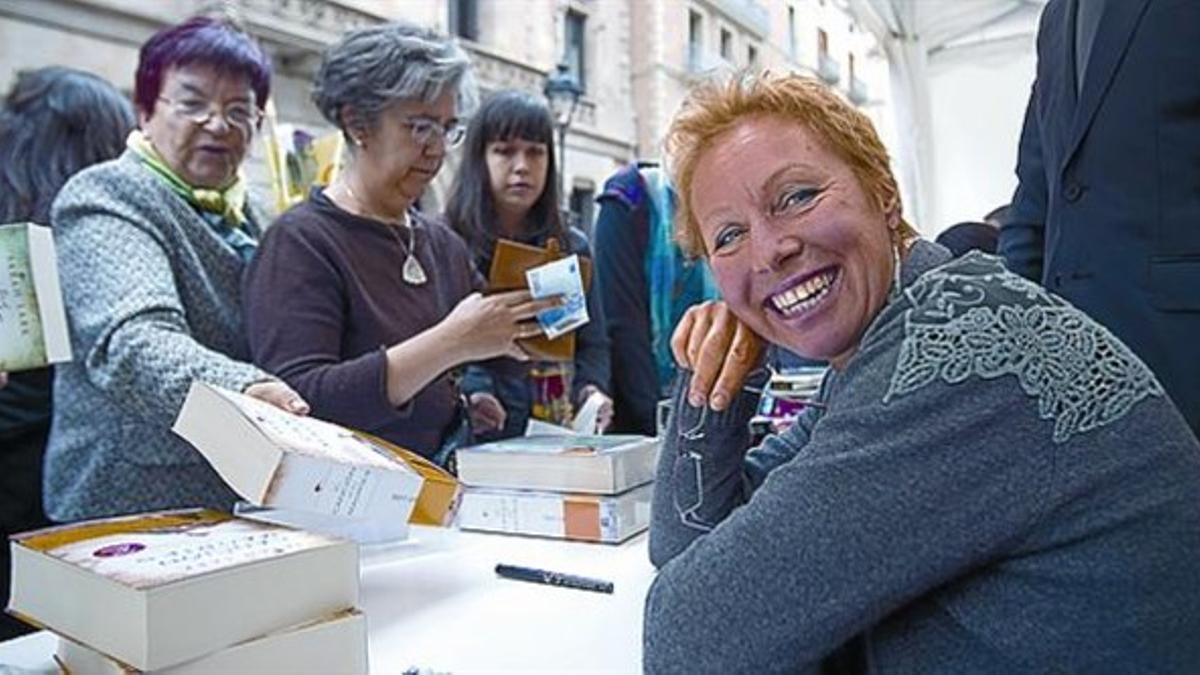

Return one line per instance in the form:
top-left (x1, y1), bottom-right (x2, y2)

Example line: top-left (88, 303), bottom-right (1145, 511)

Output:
top-left (244, 191), bottom-right (478, 458)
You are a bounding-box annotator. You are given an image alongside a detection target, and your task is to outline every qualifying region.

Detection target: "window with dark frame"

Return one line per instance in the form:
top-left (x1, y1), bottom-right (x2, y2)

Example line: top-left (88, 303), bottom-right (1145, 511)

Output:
top-left (787, 5), bottom-right (797, 59)
top-left (720, 27), bottom-right (732, 60)
top-left (565, 9), bottom-right (587, 93)
top-left (569, 186), bottom-right (596, 237)
top-left (748, 44), bottom-right (758, 67)
top-left (688, 9), bottom-right (703, 70)
top-left (448, 0), bottom-right (478, 41)
top-left (818, 28), bottom-right (829, 57)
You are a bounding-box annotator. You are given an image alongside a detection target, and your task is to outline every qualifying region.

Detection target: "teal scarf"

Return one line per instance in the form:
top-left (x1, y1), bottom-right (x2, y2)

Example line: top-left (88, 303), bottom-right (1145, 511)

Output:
top-left (642, 167), bottom-right (721, 394)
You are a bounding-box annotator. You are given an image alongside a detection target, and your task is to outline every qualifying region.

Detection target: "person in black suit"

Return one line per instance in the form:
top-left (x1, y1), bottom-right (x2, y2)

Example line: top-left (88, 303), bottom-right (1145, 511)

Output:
top-left (1001, 0), bottom-right (1200, 438)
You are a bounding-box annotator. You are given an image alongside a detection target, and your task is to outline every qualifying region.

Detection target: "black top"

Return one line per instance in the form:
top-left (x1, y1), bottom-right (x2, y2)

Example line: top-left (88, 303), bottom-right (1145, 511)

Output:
top-left (244, 191), bottom-right (478, 458)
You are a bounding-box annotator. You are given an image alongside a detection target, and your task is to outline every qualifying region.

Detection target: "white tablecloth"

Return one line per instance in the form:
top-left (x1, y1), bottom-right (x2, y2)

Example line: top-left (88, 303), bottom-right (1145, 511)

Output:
top-left (0, 526), bottom-right (654, 674)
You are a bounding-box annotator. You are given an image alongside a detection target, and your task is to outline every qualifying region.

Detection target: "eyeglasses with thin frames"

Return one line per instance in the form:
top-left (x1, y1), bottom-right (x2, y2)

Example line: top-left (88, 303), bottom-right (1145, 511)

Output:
top-left (157, 95), bottom-right (261, 132)
top-left (401, 117), bottom-right (466, 148)
top-left (672, 403), bottom-right (717, 532)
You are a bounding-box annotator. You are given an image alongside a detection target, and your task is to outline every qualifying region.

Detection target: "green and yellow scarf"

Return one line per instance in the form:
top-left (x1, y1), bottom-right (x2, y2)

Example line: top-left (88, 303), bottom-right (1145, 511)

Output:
top-left (126, 130), bottom-right (248, 226)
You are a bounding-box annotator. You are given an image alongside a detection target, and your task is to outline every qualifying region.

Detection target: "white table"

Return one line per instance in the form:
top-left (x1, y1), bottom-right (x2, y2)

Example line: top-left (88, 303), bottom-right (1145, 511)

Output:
top-left (0, 527), bottom-right (655, 674)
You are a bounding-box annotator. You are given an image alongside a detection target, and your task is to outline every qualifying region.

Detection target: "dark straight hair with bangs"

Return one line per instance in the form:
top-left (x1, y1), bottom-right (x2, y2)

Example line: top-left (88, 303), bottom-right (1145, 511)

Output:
top-left (445, 89), bottom-right (564, 265)
top-left (134, 15), bottom-right (272, 118)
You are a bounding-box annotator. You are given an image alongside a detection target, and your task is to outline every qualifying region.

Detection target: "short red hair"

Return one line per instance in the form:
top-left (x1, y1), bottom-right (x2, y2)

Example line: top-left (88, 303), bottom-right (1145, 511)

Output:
top-left (665, 71), bottom-right (916, 257)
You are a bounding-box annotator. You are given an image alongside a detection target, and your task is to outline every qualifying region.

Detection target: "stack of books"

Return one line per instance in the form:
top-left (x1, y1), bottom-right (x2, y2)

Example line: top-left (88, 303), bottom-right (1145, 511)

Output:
top-left (173, 381), bottom-right (461, 543)
top-left (7, 509), bottom-right (366, 673)
top-left (750, 366), bottom-right (828, 440)
top-left (454, 435), bottom-right (659, 544)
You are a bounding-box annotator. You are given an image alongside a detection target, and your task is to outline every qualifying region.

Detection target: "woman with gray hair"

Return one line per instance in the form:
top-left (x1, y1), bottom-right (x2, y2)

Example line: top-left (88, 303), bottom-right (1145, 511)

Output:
top-left (244, 21), bottom-right (555, 462)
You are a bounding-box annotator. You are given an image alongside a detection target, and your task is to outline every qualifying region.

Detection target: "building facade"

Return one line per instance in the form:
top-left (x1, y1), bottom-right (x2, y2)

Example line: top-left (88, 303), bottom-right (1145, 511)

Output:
top-left (0, 0), bottom-right (889, 229)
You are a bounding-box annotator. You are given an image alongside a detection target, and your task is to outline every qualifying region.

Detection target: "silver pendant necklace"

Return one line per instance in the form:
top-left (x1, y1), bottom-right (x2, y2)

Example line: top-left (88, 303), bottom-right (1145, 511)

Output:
top-left (399, 215), bottom-right (428, 286)
top-left (342, 182), bottom-right (427, 286)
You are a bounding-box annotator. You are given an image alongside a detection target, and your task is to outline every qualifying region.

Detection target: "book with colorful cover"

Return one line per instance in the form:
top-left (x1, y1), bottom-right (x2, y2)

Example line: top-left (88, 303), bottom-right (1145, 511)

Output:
top-left (0, 222), bottom-right (71, 372)
top-left (54, 609), bottom-right (367, 674)
top-left (455, 434), bottom-right (659, 494)
top-left (7, 509), bottom-right (358, 671)
top-left (457, 483), bottom-right (652, 544)
top-left (173, 381), bottom-right (460, 529)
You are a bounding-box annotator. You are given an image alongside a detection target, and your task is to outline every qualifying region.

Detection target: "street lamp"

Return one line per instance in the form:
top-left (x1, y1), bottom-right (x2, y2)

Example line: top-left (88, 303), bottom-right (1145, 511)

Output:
top-left (543, 62), bottom-right (582, 210)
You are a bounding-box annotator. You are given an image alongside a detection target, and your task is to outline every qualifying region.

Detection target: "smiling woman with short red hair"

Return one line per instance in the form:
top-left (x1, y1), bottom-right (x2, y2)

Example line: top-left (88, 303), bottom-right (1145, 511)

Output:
top-left (643, 72), bottom-right (1200, 672)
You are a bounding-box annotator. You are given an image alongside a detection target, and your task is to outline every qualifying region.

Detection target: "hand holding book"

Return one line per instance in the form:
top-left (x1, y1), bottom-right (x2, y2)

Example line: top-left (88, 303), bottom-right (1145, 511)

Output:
top-left (243, 379), bottom-right (310, 415)
top-left (438, 289), bottom-right (560, 362)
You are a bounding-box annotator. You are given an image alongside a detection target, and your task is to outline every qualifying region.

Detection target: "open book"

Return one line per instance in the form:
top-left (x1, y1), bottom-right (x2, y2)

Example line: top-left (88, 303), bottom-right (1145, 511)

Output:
top-left (0, 222), bottom-right (71, 371)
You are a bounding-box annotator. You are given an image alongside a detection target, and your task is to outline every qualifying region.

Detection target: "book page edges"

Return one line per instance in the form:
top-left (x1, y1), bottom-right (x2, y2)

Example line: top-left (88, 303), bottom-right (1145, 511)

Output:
top-left (26, 224), bottom-right (71, 363)
top-left (176, 383), bottom-right (278, 504)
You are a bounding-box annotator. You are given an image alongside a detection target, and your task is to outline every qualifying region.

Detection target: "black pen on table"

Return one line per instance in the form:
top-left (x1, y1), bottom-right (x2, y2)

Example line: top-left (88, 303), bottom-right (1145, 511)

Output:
top-left (494, 563), bottom-right (614, 594)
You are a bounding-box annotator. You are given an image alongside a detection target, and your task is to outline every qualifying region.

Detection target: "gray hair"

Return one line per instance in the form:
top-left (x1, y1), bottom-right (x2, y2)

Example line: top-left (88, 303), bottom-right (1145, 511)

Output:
top-left (312, 21), bottom-right (477, 137)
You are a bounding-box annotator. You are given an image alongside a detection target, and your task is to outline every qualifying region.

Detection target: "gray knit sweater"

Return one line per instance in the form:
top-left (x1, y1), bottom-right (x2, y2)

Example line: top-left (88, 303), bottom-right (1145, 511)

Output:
top-left (645, 241), bottom-right (1200, 673)
top-left (44, 151), bottom-right (269, 521)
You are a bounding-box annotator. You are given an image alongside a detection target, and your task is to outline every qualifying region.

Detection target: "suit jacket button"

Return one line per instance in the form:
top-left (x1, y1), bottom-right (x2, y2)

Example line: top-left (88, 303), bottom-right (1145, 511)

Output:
top-left (1063, 182), bottom-right (1083, 202)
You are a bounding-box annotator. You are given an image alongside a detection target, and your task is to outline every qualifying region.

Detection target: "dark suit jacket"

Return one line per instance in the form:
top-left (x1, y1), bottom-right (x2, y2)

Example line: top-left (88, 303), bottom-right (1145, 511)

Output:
top-left (1001, 0), bottom-right (1200, 435)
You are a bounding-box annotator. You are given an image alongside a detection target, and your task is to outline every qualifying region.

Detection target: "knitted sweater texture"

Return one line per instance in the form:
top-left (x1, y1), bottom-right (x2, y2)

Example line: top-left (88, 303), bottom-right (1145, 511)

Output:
top-left (646, 241), bottom-right (1200, 673)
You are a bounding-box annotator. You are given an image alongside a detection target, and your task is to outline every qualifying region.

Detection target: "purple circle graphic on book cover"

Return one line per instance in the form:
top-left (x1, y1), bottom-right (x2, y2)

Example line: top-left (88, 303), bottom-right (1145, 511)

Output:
top-left (93, 542), bottom-right (146, 558)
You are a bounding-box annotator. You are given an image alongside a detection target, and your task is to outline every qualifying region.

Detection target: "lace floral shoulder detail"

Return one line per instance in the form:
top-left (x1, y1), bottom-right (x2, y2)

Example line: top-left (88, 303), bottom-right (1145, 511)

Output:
top-left (884, 252), bottom-right (1164, 443)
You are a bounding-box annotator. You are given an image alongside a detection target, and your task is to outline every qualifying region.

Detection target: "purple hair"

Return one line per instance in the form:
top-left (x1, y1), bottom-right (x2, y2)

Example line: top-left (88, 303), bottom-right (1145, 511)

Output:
top-left (134, 16), bottom-right (272, 118)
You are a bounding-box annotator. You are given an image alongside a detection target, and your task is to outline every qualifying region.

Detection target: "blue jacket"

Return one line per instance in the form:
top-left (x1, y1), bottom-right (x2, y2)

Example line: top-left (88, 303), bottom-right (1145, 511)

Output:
top-left (1001, 0), bottom-right (1200, 436)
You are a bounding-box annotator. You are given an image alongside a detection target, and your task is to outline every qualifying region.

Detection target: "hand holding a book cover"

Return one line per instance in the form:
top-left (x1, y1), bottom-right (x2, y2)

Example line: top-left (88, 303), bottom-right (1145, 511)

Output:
top-left (441, 289), bottom-right (561, 362)
top-left (672, 300), bottom-right (766, 411)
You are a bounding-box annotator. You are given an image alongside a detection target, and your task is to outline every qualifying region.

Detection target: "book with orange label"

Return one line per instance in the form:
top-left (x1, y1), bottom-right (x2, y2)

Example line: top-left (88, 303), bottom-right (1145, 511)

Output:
top-left (7, 509), bottom-right (357, 671)
top-left (457, 483), bottom-right (652, 544)
top-left (172, 381), bottom-right (460, 530)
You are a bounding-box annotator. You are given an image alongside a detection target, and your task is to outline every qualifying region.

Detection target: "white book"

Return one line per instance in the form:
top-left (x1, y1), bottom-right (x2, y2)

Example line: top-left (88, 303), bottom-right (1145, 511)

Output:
top-left (455, 435), bottom-right (659, 495)
top-left (457, 483), bottom-right (653, 544)
top-left (173, 381), bottom-right (460, 526)
top-left (0, 222), bottom-right (71, 371)
top-left (7, 509), bottom-right (358, 671)
top-left (54, 609), bottom-right (367, 675)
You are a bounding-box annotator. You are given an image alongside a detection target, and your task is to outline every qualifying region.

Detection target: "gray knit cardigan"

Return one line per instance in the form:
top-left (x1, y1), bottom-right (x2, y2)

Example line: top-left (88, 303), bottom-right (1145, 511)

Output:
top-left (44, 150), bottom-right (269, 521)
top-left (646, 241), bottom-right (1200, 673)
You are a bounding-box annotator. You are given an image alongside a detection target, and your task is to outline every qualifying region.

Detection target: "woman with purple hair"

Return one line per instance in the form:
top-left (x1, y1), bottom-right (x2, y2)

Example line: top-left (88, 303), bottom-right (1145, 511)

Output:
top-left (44, 16), bottom-right (307, 522)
